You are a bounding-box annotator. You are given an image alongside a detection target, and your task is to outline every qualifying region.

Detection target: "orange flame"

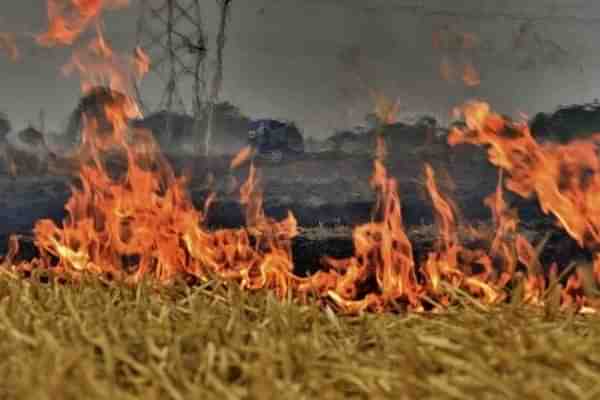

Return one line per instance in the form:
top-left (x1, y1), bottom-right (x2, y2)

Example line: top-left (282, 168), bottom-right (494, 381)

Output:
top-left (37, 0), bottom-right (129, 47)
top-left (433, 27), bottom-right (481, 87)
top-left (307, 155), bottom-right (420, 313)
top-left (449, 101), bottom-right (600, 249)
top-left (230, 145), bottom-right (253, 169)
top-left (9, 91), bottom-right (600, 312)
top-left (440, 56), bottom-right (454, 83)
top-left (462, 62), bottom-right (481, 87)
top-left (371, 90), bottom-right (400, 125)
top-left (7, 3), bottom-right (600, 315)
top-left (61, 28), bottom-right (143, 116)
top-left (133, 46), bottom-right (150, 79)
top-left (23, 20), bottom-right (301, 297)
top-left (0, 32), bottom-right (19, 61)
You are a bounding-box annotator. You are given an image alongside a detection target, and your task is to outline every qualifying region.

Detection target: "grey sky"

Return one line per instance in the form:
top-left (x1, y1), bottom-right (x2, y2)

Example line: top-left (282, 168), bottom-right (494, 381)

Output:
top-left (2, 0), bottom-right (600, 137)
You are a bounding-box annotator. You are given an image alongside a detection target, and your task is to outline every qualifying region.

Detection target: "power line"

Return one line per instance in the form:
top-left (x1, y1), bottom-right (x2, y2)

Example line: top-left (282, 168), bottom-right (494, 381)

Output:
top-left (134, 0), bottom-right (208, 120)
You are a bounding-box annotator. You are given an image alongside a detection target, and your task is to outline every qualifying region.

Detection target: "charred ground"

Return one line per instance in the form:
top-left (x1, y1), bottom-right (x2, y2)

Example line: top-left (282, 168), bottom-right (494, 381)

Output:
top-left (1, 102), bottom-right (594, 277)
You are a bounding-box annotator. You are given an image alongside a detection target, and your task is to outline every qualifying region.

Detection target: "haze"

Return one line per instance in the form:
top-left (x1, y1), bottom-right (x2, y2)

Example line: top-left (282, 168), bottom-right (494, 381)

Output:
top-left (2, 0), bottom-right (600, 138)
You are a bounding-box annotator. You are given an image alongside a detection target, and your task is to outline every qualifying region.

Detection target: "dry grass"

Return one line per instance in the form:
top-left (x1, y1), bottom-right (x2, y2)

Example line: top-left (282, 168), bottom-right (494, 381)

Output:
top-left (0, 272), bottom-right (599, 400)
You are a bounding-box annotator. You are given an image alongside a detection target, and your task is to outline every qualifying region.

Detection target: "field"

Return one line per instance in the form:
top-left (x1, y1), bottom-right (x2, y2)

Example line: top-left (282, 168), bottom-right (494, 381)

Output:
top-left (4, 1), bottom-right (600, 397)
top-left (1, 124), bottom-right (599, 399)
top-left (0, 273), bottom-right (598, 400)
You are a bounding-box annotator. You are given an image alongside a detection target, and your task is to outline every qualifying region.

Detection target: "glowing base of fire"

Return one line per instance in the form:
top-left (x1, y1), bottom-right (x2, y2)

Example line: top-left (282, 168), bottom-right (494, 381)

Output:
top-left (3, 104), bottom-right (600, 315)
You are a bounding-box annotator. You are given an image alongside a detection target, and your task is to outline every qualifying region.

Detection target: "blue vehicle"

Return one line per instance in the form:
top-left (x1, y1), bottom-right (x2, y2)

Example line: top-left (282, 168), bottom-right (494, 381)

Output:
top-left (248, 119), bottom-right (304, 162)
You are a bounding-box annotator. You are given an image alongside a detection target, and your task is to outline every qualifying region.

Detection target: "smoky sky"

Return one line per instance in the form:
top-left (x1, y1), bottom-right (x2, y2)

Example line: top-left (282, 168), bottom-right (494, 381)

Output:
top-left (2, 0), bottom-right (600, 138)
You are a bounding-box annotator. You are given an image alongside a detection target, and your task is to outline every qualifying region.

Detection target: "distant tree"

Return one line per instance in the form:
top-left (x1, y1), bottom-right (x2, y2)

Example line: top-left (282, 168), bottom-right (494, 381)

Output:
top-left (65, 86), bottom-right (129, 145)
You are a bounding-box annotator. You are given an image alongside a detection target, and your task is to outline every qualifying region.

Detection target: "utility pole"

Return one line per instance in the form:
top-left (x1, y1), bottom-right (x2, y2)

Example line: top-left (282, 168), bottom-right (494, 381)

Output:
top-left (39, 108), bottom-right (46, 134)
top-left (134, 0), bottom-right (208, 144)
top-left (204, 0), bottom-right (233, 156)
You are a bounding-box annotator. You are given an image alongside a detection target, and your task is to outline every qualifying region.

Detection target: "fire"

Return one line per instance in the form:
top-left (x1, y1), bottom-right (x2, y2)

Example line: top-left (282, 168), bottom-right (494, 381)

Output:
top-left (305, 156), bottom-right (420, 313)
top-left (433, 26), bottom-right (482, 87)
top-left (485, 172), bottom-right (519, 281)
top-left (449, 101), bottom-right (600, 249)
top-left (370, 90), bottom-right (400, 125)
top-left (20, 32), bottom-right (300, 297)
top-left (421, 164), bottom-right (505, 307)
top-left (230, 145), bottom-right (253, 169)
top-left (62, 28), bottom-right (143, 105)
top-left (462, 62), bottom-right (481, 87)
top-left (8, 1), bottom-right (302, 297)
top-left (448, 100), bottom-right (600, 310)
top-left (6, 1), bottom-right (600, 315)
top-left (440, 56), bottom-right (454, 83)
top-left (32, 93), bottom-right (195, 283)
top-left (37, 0), bottom-right (129, 47)
top-left (0, 32), bottom-right (19, 61)
top-left (133, 46), bottom-right (150, 78)
top-left (8, 84), bottom-right (600, 313)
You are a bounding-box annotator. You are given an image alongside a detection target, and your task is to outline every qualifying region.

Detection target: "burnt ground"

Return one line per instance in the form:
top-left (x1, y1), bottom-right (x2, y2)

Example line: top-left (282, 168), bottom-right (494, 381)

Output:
top-left (0, 141), bottom-right (590, 276)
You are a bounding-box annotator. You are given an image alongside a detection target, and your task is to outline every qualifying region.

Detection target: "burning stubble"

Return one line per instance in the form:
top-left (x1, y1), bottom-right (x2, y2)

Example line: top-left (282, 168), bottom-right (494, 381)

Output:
top-left (3, 1), bottom-right (600, 316)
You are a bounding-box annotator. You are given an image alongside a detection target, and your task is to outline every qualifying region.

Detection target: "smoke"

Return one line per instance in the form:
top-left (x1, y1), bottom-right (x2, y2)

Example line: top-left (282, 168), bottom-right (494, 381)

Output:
top-left (2, 0), bottom-right (600, 137)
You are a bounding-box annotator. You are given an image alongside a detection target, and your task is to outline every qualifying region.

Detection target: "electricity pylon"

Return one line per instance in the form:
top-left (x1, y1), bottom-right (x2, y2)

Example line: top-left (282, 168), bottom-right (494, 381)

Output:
top-left (134, 0), bottom-right (208, 141)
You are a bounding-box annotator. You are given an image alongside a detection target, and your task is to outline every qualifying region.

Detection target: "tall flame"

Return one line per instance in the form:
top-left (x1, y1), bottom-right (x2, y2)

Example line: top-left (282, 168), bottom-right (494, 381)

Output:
top-left (5, 2), bottom-right (600, 315)
top-left (62, 28), bottom-right (143, 107)
top-left (449, 101), bottom-right (600, 249)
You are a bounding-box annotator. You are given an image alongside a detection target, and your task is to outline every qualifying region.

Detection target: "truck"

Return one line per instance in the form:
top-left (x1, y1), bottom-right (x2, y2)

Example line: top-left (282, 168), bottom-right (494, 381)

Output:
top-left (247, 119), bottom-right (304, 162)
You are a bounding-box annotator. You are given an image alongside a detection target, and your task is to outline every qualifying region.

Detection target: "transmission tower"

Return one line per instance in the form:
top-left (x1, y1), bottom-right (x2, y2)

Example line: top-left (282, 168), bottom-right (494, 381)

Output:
top-left (134, 0), bottom-right (208, 123)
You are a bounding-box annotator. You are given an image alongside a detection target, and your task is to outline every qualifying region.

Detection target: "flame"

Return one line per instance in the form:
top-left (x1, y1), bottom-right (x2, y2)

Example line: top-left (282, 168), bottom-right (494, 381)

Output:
top-left (425, 165), bottom-right (458, 250)
top-left (485, 171), bottom-right (518, 280)
top-left (230, 145), bottom-right (253, 169)
top-left (440, 56), bottom-right (454, 83)
top-left (37, 0), bottom-right (129, 47)
top-left (133, 46), bottom-right (150, 79)
top-left (0, 32), bottom-right (19, 61)
top-left (422, 164), bottom-right (504, 306)
top-left (7, 2), bottom-right (600, 315)
top-left (449, 101), bottom-right (600, 249)
top-left (307, 155), bottom-right (420, 313)
top-left (462, 62), bottom-right (481, 87)
top-left (433, 27), bottom-right (481, 87)
top-left (17, 11), bottom-right (301, 297)
top-left (9, 86), bottom-right (600, 312)
top-left (61, 28), bottom-right (142, 116)
top-left (370, 90), bottom-right (400, 125)
top-left (448, 100), bottom-right (600, 310)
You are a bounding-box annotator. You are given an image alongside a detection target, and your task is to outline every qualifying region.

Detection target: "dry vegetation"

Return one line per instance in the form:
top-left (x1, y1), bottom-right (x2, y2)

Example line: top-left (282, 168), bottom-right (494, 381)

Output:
top-left (0, 272), bottom-right (599, 400)
top-left (4, 3), bottom-right (600, 398)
